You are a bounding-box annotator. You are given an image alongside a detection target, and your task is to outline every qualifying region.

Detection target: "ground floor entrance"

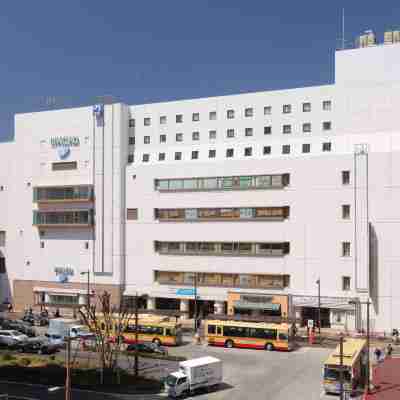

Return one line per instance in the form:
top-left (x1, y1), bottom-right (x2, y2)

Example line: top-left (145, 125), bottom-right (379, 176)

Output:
top-left (300, 306), bottom-right (331, 328)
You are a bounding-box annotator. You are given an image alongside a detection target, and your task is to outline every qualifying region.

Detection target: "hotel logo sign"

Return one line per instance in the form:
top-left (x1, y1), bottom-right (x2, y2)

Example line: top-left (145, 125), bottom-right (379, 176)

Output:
top-left (50, 136), bottom-right (80, 160)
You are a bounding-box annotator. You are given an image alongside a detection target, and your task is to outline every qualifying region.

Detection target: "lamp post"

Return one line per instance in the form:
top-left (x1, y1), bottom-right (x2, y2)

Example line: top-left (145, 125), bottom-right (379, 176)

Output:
top-left (194, 273), bottom-right (198, 331)
top-left (316, 278), bottom-right (321, 335)
top-left (80, 270), bottom-right (90, 308)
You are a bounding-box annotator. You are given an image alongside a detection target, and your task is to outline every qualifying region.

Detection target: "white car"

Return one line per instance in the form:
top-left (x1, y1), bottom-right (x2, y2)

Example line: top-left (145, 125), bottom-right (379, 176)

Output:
top-left (0, 330), bottom-right (29, 346)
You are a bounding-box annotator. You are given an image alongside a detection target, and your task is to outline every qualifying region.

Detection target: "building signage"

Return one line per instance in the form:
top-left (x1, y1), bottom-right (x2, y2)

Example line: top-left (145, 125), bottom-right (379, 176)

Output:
top-left (54, 267), bottom-right (74, 283)
top-left (50, 136), bottom-right (80, 148)
top-left (292, 295), bottom-right (356, 309)
top-left (176, 288), bottom-right (196, 296)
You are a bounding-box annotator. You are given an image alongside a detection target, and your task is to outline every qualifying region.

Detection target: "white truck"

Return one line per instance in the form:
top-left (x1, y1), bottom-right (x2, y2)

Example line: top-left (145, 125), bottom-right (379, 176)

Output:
top-left (47, 318), bottom-right (92, 340)
top-left (165, 356), bottom-right (223, 398)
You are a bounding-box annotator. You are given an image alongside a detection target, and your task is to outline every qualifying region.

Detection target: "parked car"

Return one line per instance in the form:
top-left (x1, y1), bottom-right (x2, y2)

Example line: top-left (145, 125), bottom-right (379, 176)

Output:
top-left (0, 330), bottom-right (29, 347)
top-left (126, 342), bottom-right (168, 355)
top-left (22, 314), bottom-right (49, 327)
top-left (3, 320), bottom-right (36, 337)
top-left (15, 336), bottom-right (58, 354)
top-left (44, 333), bottom-right (65, 349)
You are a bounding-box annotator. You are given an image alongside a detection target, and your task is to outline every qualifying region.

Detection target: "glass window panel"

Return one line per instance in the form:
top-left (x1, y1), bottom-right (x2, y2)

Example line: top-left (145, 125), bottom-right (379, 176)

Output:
top-left (183, 179), bottom-right (197, 190)
top-left (220, 208), bottom-right (239, 218)
top-left (221, 243), bottom-right (234, 252)
top-left (255, 175), bottom-right (272, 188)
top-left (203, 178), bottom-right (218, 190)
top-left (222, 177), bottom-right (233, 188)
top-left (169, 180), bottom-right (184, 190)
top-left (239, 208), bottom-right (254, 219)
top-left (199, 208), bottom-right (219, 218)
top-left (186, 242), bottom-right (199, 252)
top-left (239, 176), bottom-right (252, 188)
top-left (185, 209), bottom-right (198, 220)
top-left (239, 243), bottom-right (252, 253)
top-left (157, 180), bottom-right (169, 190)
top-left (271, 175), bottom-right (283, 186)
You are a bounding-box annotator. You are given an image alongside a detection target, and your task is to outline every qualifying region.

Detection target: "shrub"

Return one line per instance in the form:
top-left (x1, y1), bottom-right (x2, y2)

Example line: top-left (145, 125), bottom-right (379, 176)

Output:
top-left (1, 353), bottom-right (15, 362)
top-left (19, 357), bottom-right (31, 367)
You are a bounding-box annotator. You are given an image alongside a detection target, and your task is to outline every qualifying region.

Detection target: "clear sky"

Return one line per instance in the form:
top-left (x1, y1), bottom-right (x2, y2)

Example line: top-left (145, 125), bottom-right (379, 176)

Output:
top-left (1, 1), bottom-right (399, 141)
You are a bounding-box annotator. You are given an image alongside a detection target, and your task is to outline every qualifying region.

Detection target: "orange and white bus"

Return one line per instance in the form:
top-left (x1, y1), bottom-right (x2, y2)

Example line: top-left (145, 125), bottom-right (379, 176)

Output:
top-left (205, 319), bottom-right (293, 351)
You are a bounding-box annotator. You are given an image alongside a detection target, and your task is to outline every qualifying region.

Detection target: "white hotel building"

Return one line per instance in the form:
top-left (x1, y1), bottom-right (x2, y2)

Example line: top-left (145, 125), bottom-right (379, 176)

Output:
top-left (1, 33), bottom-right (400, 332)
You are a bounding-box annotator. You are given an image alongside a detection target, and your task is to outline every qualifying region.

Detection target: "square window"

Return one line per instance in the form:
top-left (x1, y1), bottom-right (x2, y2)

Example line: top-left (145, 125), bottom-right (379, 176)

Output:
top-left (144, 136), bottom-right (150, 144)
top-left (160, 115), bottom-right (167, 124)
top-left (322, 142), bottom-right (332, 152)
top-left (264, 106), bottom-right (272, 115)
top-left (283, 124), bottom-right (292, 134)
top-left (323, 100), bottom-right (332, 111)
top-left (342, 242), bottom-right (351, 257)
top-left (176, 114), bottom-right (183, 123)
top-left (342, 276), bottom-right (351, 291)
top-left (245, 128), bottom-right (253, 137)
top-left (264, 126), bottom-right (272, 135)
top-left (142, 154), bottom-right (150, 162)
top-left (342, 204), bottom-right (350, 219)
top-left (227, 129), bottom-right (235, 138)
top-left (244, 147), bottom-right (252, 157)
top-left (282, 145), bottom-right (290, 154)
top-left (128, 137), bottom-right (135, 145)
top-left (158, 152), bottom-right (165, 161)
top-left (263, 146), bottom-right (271, 155)
top-left (127, 154), bottom-right (134, 163)
top-left (302, 143), bottom-right (311, 153)
top-left (191, 151), bottom-right (199, 160)
top-left (342, 170), bottom-right (350, 185)
top-left (302, 102), bottom-right (311, 112)
top-left (323, 121), bottom-right (332, 131)
top-left (227, 109), bottom-right (235, 119)
top-left (129, 119), bottom-right (135, 127)
top-left (192, 131), bottom-right (200, 141)
top-left (175, 152), bottom-right (182, 161)
top-left (160, 134), bottom-right (166, 143)
top-left (209, 130), bottom-right (217, 139)
top-left (302, 123), bottom-right (311, 133)
top-left (85, 242), bottom-right (89, 249)
top-left (192, 113), bottom-right (200, 122)
top-left (209, 111), bottom-right (217, 120)
top-left (226, 148), bottom-right (234, 158)
top-left (144, 117), bottom-right (151, 126)
top-left (40, 241), bottom-right (44, 248)
top-left (176, 133), bottom-right (183, 142)
top-left (209, 149), bottom-right (216, 158)
top-left (245, 107), bottom-right (253, 117)
top-left (283, 104), bottom-right (291, 114)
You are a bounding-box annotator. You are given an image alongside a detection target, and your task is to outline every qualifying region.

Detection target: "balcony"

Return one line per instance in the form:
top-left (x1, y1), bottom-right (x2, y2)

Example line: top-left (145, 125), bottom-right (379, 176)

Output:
top-left (33, 186), bottom-right (94, 203)
top-left (33, 210), bottom-right (94, 227)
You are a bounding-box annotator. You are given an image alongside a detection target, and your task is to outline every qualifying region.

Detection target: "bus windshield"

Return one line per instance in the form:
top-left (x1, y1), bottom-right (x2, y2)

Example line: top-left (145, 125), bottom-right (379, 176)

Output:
top-left (166, 375), bottom-right (178, 387)
top-left (324, 368), bottom-right (351, 382)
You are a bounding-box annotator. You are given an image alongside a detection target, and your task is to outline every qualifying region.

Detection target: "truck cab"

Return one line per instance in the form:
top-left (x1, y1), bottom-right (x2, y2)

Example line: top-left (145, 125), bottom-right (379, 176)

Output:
top-left (165, 371), bottom-right (189, 398)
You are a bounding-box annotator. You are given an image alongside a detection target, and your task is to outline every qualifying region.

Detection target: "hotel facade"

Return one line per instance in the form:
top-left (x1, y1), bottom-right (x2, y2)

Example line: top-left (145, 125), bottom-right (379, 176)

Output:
top-left (1, 33), bottom-right (400, 332)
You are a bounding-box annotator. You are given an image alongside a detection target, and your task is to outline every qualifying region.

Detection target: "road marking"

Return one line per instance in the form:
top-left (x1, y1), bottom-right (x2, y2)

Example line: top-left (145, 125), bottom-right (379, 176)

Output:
top-left (48, 386), bottom-right (62, 392)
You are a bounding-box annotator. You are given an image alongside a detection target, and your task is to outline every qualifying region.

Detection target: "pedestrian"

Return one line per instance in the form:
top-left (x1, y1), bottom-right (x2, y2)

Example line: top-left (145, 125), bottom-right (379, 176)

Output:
top-left (374, 347), bottom-right (382, 362)
top-left (387, 343), bottom-right (393, 357)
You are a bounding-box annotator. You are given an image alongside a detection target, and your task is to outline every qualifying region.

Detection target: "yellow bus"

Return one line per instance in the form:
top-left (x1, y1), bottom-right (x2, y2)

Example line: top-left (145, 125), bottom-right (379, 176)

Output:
top-left (323, 338), bottom-right (367, 396)
top-left (205, 319), bottom-right (293, 351)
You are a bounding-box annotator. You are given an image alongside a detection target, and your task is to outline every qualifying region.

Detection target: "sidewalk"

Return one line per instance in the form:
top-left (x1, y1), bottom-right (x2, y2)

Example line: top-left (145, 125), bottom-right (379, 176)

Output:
top-left (364, 357), bottom-right (400, 399)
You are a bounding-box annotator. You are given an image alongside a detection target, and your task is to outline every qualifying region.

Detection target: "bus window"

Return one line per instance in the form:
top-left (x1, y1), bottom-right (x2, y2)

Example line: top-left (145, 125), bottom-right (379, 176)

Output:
top-left (165, 328), bottom-right (175, 336)
top-left (223, 325), bottom-right (249, 337)
top-left (278, 332), bottom-right (288, 341)
top-left (208, 324), bottom-right (216, 334)
top-left (217, 326), bottom-right (222, 335)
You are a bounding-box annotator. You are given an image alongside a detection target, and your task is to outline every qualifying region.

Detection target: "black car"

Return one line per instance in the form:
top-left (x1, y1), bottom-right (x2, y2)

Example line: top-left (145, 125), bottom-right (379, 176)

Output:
top-left (22, 314), bottom-right (49, 327)
top-left (126, 342), bottom-right (168, 355)
top-left (15, 337), bottom-right (58, 355)
top-left (3, 320), bottom-right (36, 337)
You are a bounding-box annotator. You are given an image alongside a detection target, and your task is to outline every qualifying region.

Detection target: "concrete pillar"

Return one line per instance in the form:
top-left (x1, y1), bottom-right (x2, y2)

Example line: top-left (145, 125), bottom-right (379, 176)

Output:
top-left (147, 297), bottom-right (155, 310)
top-left (180, 299), bottom-right (189, 319)
top-left (214, 301), bottom-right (224, 315)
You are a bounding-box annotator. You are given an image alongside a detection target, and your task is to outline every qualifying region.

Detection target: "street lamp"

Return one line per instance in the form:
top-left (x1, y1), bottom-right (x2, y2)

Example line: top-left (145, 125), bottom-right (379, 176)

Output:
top-left (193, 273), bottom-right (198, 331)
top-left (316, 278), bottom-right (321, 335)
top-left (80, 270), bottom-right (90, 308)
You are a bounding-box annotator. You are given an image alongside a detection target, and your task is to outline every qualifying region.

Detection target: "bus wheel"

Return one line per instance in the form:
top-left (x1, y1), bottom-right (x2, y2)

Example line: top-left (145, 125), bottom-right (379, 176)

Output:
top-left (265, 343), bottom-right (274, 351)
top-left (225, 340), bottom-right (234, 348)
top-left (153, 338), bottom-right (161, 346)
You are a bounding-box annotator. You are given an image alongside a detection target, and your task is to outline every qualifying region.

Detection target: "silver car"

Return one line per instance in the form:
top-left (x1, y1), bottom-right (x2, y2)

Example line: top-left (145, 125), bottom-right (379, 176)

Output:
top-left (0, 330), bottom-right (29, 346)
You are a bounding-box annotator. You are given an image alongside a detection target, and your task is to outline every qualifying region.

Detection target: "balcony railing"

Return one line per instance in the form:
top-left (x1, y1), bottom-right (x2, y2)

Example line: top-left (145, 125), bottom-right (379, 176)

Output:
top-left (33, 186), bottom-right (94, 203)
top-left (33, 210), bottom-right (94, 227)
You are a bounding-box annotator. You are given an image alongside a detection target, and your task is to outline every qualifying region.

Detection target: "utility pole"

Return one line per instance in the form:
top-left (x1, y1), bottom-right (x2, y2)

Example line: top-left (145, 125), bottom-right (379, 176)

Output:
top-left (134, 292), bottom-right (139, 377)
top-left (339, 334), bottom-right (344, 400)
top-left (316, 278), bottom-right (321, 335)
top-left (194, 273), bottom-right (198, 331)
top-left (80, 270), bottom-right (90, 309)
top-left (366, 300), bottom-right (371, 394)
top-left (65, 336), bottom-right (71, 400)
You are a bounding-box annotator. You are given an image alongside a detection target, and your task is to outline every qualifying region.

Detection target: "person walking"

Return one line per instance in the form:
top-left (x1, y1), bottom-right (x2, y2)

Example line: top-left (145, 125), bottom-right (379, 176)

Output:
top-left (386, 343), bottom-right (393, 357)
top-left (374, 347), bottom-right (382, 363)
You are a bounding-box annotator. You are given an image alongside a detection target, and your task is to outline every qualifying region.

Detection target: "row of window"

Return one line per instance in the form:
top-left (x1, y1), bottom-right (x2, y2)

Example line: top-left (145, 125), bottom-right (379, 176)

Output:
top-left (138, 121), bottom-right (332, 144)
top-left (208, 325), bottom-right (283, 340)
top-left (155, 206), bottom-right (290, 221)
top-left (155, 173), bottom-right (289, 192)
top-left (154, 241), bottom-right (290, 256)
top-left (154, 270), bottom-right (290, 289)
top-left (32, 210), bottom-right (94, 226)
top-left (33, 186), bottom-right (94, 202)
top-left (130, 101), bottom-right (332, 127)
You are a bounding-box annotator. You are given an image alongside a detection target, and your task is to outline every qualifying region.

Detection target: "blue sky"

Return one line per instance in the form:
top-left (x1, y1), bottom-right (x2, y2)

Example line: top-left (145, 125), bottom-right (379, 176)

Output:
top-left (1, 1), bottom-right (399, 141)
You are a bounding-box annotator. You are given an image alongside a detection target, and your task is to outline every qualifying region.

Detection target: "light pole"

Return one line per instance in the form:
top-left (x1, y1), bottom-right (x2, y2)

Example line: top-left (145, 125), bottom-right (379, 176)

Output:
top-left (194, 273), bottom-right (198, 331)
top-left (80, 270), bottom-right (90, 308)
top-left (316, 278), bottom-right (321, 335)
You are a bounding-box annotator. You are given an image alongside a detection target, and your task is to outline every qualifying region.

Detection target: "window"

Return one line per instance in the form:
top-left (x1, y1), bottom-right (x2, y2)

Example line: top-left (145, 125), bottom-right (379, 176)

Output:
top-left (226, 148), bottom-right (234, 158)
top-left (208, 149), bottom-right (216, 158)
top-left (85, 242), bottom-right (89, 249)
top-left (129, 119), bottom-right (135, 127)
top-left (282, 145), bottom-right (290, 154)
top-left (302, 102), bottom-right (311, 112)
top-left (176, 114), bottom-right (183, 123)
top-left (40, 241), bottom-right (44, 249)
top-left (175, 152), bottom-right (182, 161)
top-left (342, 170), bottom-right (350, 185)
top-left (302, 143), bottom-right (311, 153)
top-left (159, 134), bottom-right (166, 143)
top-left (323, 100), bottom-right (332, 111)
top-left (245, 107), bottom-right (253, 117)
top-left (192, 113), bottom-right (200, 122)
top-left (264, 126), bottom-right (272, 135)
top-left (263, 146), bottom-right (271, 155)
top-left (227, 129), bottom-right (235, 138)
top-left (264, 106), bottom-right (272, 115)
top-left (208, 324), bottom-right (216, 334)
top-left (323, 121), bottom-right (332, 131)
top-left (209, 111), bottom-right (217, 120)
top-left (227, 109), bottom-right (235, 119)
top-left (144, 117), bottom-right (151, 126)
top-left (245, 128), bottom-right (253, 137)
top-left (142, 154), bottom-right (149, 162)
top-left (176, 133), bottom-right (183, 142)
top-left (342, 242), bottom-right (351, 257)
top-left (191, 151), bottom-right (199, 160)
top-left (127, 208), bottom-right (138, 220)
top-left (192, 131), bottom-right (200, 141)
top-left (302, 123), bottom-right (311, 133)
top-left (322, 142), bottom-right (332, 152)
top-left (283, 104), bottom-right (291, 114)
top-left (52, 162), bottom-right (77, 171)
top-left (342, 205), bottom-right (350, 219)
top-left (160, 115), bottom-right (167, 124)
top-left (283, 125), bottom-right (292, 134)
top-left (158, 152), bottom-right (165, 161)
top-left (244, 147), bottom-right (252, 157)
top-left (128, 137), bottom-right (135, 145)
top-left (342, 276), bottom-right (351, 291)
top-left (127, 154), bottom-right (134, 163)
top-left (144, 136), bottom-right (150, 144)
top-left (209, 130), bottom-right (217, 140)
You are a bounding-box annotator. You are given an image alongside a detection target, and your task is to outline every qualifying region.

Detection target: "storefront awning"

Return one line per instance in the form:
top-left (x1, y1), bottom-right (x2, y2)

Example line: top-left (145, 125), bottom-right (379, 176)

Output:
top-left (234, 301), bottom-right (280, 311)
